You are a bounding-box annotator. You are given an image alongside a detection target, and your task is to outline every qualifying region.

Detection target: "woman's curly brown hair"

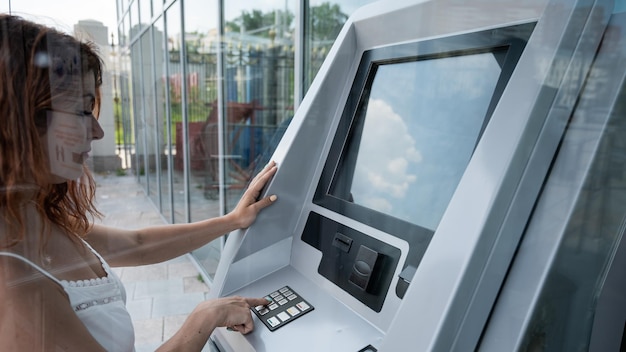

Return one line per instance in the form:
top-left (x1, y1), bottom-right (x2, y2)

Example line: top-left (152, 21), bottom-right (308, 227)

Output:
top-left (0, 14), bottom-right (103, 249)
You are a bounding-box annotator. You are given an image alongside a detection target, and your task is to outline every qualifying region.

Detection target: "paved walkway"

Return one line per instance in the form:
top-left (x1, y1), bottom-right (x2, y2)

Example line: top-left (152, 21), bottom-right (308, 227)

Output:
top-left (93, 172), bottom-right (213, 352)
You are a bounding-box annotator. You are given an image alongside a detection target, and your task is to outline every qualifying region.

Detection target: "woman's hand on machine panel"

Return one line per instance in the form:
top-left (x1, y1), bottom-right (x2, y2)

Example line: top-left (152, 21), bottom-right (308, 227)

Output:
top-left (228, 161), bottom-right (278, 229)
top-left (204, 296), bottom-right (271, 334)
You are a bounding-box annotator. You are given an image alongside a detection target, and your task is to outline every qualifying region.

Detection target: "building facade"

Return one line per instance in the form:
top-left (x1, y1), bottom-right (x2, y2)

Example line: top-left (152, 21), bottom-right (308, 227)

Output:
top-left (113, 0), bottom-right (377, 281)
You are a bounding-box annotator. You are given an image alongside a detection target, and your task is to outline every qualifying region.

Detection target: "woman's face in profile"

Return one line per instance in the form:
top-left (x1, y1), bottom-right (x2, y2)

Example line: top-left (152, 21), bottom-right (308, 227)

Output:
top-left (40, 71), bottom-right (104, 183)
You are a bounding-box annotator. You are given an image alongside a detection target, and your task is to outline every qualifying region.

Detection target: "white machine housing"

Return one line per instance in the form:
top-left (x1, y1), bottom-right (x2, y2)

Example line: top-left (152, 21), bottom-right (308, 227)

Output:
top-left (208, 0), bottom-right (626, 351)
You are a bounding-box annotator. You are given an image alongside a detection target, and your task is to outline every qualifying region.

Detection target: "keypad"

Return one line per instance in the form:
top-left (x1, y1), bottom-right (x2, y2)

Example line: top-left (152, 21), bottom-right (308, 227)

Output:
top-left (251, 285), bottom-right (314, 331)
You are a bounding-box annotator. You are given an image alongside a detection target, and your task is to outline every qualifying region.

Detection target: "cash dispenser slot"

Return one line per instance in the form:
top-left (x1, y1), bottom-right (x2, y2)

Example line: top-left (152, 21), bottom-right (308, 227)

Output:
top-left (301, 212), bottom-right (401, 312)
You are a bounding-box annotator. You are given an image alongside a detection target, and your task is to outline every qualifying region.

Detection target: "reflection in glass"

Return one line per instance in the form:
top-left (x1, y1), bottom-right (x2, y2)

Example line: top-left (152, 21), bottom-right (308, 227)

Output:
top-left (183, 0), bottom-right (220, 223)
top-left (121, 12), bottom-right (130, 47)
top-left (130, 0), bottom-right (140, 34)
top-left (331, 52), bottom-right (503, 231)
top-left (141, 31), bottom-right (159, 205)
top-left (165, 2), bottom-right (186, 224)
top-left (184, 0), bottom-right (222, 280)
top-left (222, 0), bottom-right (297, 213)
top-left (119, 12), bottom-right (134, 180)
top-left (130, 37), bottom-right (147, 190)
top-left (139, 0), bottom-right (152, 25)
top-left (154, 16), bottom-right (172, 223)
top-left (305, 0), bottom-right (377, 93)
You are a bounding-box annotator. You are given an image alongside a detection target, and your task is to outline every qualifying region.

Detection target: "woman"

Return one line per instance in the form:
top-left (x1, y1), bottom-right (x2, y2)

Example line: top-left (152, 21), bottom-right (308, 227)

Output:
top-left (0, 14), bottom-right (277, 351)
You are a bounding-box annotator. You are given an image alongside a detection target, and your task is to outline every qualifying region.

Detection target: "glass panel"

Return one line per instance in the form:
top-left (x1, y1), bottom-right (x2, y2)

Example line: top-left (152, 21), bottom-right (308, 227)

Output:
top-left (330, 52), bottom-right (503, 231)
top-left (184, 0), bottom-right (220, 221)
top-left (305, 0), bottom-right (377, 93)
top-left (519, 83), bottom-right (626, 352)
top-left (122, 10), bottom-right (131, 47)
top-left (140, 31), bottom-right (160, 205)
top-left (131, 0), bottom-right (141, 35)
top-left (130, 39), bottom-right (147, 188)
top-left (110, 34), bottom-right (125, 172)
top-left (118, 15), bottom-right (135, 174)
top-left (117, 0), bottom-right (125, 22)
top-left (185, 0), bottom-right (221, 280)
top-left (140, 0), bottom-right (153, 24)
top-left (223, 0), bottom-right (297, 213)
top-left (120, 49), bottom-right (134, 177)
top-left (154, 16), bottom-right (172, 223)
top-left (166, 2), bottom-right (186, 224)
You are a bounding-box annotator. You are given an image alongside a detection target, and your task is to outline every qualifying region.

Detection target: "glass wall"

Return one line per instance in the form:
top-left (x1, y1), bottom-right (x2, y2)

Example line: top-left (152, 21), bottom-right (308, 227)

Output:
top-left (305, 0), bottom-right (376, 90)
top-left (154, 16), bottom-right (172, 222)
top-left (183, 0), bottom-right (222, 276)
top-left (222, 0), bottom-right (297, 212)
top-left (165, 2), bottom-right (185, 224)
top-left (141, 30), bottom-right (159, 205)
top-left (116, 0), bottom-right (375, 282)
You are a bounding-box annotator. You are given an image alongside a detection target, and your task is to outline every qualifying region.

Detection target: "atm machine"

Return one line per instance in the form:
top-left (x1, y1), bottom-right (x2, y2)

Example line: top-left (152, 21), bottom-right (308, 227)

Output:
top-left (208, 0), bottom-right (626, 350)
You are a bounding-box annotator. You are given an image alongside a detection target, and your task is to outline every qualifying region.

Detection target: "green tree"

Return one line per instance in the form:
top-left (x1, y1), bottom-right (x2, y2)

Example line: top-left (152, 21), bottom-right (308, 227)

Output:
top-left (226, 9), bottom-right (294, 38)
top-left (225, 4), bottom-right (346, 41)
top-left (185, 31), bottom-right (206, 54)
top-left (310, 2), bottom-right (348, 41)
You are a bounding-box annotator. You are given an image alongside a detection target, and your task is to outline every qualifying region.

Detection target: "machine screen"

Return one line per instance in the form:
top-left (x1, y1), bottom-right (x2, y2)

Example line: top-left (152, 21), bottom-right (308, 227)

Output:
top-left (329, 51), bottom-right (505, 231)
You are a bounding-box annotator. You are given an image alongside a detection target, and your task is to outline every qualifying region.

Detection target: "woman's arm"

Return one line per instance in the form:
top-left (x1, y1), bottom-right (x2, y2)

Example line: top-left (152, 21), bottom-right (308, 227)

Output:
top-left (87, 161), bottom-right (278, 267)
top-left (87, 215), bottom-right (237, 267)
top-left (156, 296), bottom-right (269, 352)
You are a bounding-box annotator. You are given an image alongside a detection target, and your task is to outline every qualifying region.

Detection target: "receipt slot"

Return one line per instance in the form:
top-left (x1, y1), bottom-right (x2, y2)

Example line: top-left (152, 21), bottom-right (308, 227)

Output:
top-left (208, 0), bottom-right (626, 351)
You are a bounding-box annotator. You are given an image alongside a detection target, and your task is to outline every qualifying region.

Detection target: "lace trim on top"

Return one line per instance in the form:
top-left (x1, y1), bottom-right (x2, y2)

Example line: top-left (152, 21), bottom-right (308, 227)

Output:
top-left (58, 239), bottom-right (116, 288)
top-left (57, 241), bottom-right (124, 312)
top-left (60, 276), bottom-right (113, 287)
top-left (61, 276), bottom-right (124, 312)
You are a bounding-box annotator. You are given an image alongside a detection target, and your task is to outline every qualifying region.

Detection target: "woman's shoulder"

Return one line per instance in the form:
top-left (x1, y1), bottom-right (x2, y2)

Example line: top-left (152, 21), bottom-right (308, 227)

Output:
top-left (0, 243), bottom-right (66, 291)
top-left (0, 248), bottom-right (105, 351)
top-left (0, 248), bottom-right (43, 282)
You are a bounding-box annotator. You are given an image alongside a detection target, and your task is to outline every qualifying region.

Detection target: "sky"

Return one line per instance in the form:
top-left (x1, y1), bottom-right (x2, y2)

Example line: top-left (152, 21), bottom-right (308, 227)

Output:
top-left (1, 0), bottom-right (118, 38)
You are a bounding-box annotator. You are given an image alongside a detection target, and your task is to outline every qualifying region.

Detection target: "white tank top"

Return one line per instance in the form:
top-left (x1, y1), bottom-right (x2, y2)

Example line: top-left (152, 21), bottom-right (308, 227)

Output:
top-left (0, 241), bottom-right (135, 351)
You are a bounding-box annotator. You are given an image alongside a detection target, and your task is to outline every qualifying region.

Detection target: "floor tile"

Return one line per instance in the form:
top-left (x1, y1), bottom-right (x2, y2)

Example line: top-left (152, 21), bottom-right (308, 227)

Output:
top-left (168, 261), bottom-right (202, 279)
top-left (121, 264), bottom-right (168, 283)
top-left (133, 317), bottom-right (163, 345)
top-left (126, 297), bottom-right (153, 320)
top-left (163, 314), bottom-right (188, 342)
top-left (183, 276), bottom-right (210, 293)
top-left (134, 278), bottom-right (184, 299)
top-left (152, 292), bottom-right (205, 318)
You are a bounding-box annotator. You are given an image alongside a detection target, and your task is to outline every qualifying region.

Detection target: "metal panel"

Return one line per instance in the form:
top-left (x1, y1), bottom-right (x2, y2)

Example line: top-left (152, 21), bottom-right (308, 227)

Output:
top-left (480, 11), bottom-right (626, 351)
